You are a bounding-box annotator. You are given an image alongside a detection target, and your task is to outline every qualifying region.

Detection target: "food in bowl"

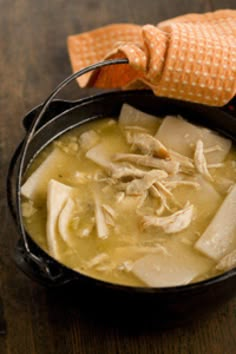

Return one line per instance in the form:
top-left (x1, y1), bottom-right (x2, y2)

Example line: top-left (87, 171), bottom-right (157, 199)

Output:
top-left (21, 104), bottom-right (236, 287)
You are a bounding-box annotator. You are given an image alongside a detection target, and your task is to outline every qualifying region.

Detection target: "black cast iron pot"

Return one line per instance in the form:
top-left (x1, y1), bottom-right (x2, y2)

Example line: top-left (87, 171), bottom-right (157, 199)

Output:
top-left (7, 59), bottom-right (236, 327)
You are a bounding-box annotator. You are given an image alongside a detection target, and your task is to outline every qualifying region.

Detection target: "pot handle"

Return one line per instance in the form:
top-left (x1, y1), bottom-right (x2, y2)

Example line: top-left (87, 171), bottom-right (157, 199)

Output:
top-left (14, 238), bottom-right (77, 287)
top-left (13, 58), bottom-right (129, 286)
top-left (7, 143), bottom-right (79, 286)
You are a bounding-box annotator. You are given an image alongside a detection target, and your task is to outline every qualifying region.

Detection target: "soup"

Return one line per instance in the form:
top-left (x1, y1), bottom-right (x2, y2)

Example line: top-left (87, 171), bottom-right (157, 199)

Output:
top-left (21, 104), bottom-right (236, 287)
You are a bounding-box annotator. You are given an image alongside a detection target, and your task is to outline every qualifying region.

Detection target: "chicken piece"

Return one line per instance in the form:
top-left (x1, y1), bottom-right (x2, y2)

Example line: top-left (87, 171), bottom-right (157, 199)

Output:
top-left (150, 181), bottom-right (181, 214)
top-left (149, 185), bottom-right (168, 215)
top-left (79, 129), bottom-right (100, 151)
top-left (125, 170), bottom-right (168, 196)
top-left (110, 163), bottom-right (147, 180)
top-left (216, 250), bottom-right (236, 272)
top-left (169, 150), bottom-right (195, 174)
top-left (113, 153), bottom-right (179, 174)
top-left (141, 203), bottom-right (194, 234)
top-left (154, 181), bottom-right (182, 208)
top-left (126, 132), bottom-right (170, 159)
top-left (154, 181), bottom-right (173, 198)
top-left (194, 140), bottom-right (213, 182)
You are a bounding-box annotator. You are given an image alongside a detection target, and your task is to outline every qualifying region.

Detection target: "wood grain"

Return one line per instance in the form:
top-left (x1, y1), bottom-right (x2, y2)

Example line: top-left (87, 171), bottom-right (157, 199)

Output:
top-left (1, 1), bottom-right (236, 353)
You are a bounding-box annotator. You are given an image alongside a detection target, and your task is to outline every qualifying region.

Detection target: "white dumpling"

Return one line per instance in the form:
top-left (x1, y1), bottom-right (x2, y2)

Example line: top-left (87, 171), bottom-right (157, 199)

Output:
top-left (156, 116), bottom-right (231, 163)
top-left (47, 179), bottom-right (73, 259)
top-left (131, 241), bottom-right (213, 287)
top-left (118, 104), bottom-right (161, 133)
top-left (58, 198), bottom-right (75, 247)
top-left (21, 148), bottom-right (70, 202)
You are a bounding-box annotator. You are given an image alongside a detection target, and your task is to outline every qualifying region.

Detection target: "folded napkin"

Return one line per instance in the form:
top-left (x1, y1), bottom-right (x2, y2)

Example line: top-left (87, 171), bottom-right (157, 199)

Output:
top-left (67, 10), bottom-right (236, 106)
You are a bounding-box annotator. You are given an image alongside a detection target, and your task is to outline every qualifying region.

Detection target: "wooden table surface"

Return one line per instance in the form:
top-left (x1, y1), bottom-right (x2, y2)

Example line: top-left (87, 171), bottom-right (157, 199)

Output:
top-left (1, 1), bottom-right (236, 353)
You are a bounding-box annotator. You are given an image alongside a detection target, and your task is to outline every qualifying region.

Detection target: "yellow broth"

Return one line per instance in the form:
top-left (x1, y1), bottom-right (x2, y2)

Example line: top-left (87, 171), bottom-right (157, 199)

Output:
top-left (21, 110), bottom-right (236, 287)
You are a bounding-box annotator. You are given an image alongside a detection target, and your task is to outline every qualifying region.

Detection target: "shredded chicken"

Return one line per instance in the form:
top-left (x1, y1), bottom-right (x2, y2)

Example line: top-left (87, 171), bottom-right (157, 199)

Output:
top-left (124, 170), bottom-right (168, 196)
top-left (141, 203), bottom-right (194, 233)
top-left (102, 204), bottom-right (116, 226)
top-left (194, 140), bottom-right (213, 182)
top-left (169, 150), bottom-right (195, 174)
top-left (154, 181), bottom-right (182, 208)
top-left (149, 185), bottom-right (173, 214)
top-left (137, 190), bottom-right (148, 208)
top-left (110, 163), bottom-right (148, 180)
top-left (126, 132), bottom-right (170, 159)
top-left (113, 153), bottom-right (179, 174)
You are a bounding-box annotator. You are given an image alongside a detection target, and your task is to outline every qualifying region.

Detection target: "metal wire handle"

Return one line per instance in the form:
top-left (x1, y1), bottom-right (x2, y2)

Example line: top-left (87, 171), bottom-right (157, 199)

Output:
top-left (15, 58), bottom-right (129, 279)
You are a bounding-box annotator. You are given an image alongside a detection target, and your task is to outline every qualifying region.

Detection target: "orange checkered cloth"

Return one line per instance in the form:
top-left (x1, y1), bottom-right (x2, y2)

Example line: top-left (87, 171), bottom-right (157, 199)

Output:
top-left (67, 10), bottom-right (236, 106)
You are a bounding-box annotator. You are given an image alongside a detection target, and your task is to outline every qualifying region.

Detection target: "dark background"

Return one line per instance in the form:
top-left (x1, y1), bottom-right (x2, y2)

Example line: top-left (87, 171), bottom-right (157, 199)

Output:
top-left (1, 1), bottom-right (236, 353)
